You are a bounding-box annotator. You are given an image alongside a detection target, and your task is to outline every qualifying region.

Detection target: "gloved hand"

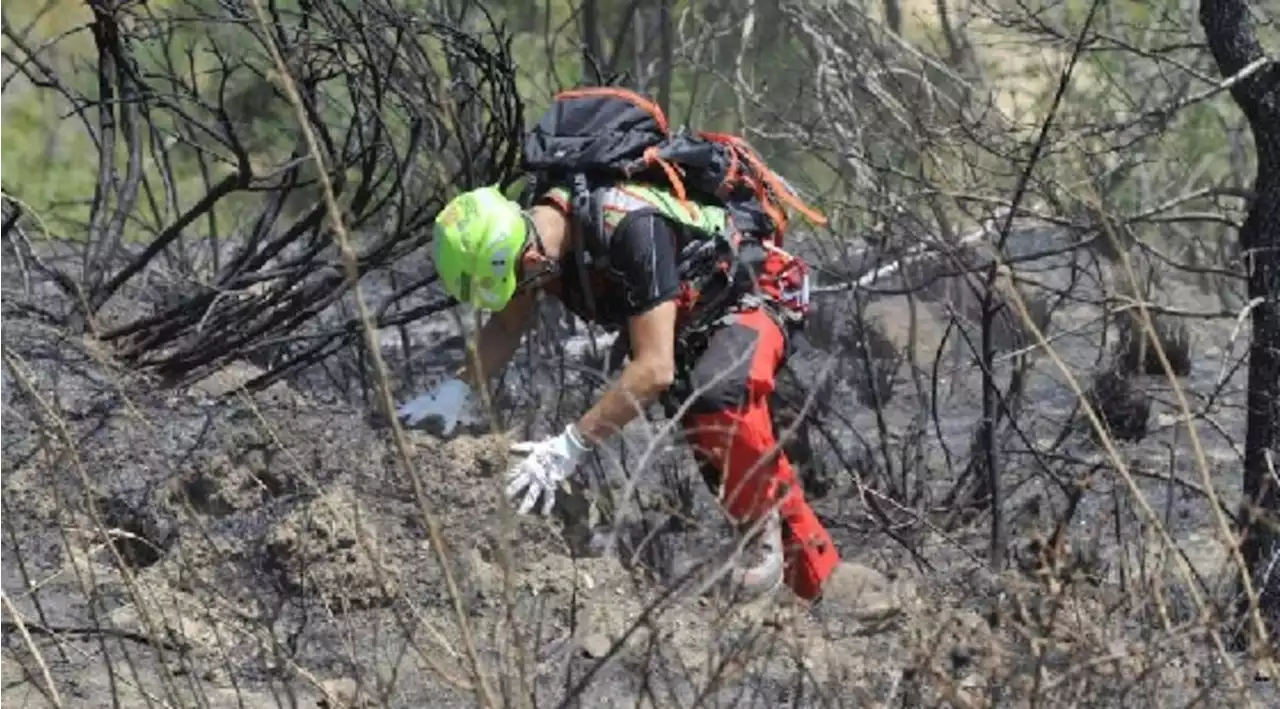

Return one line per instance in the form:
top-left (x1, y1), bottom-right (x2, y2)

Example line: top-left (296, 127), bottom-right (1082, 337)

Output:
top-left (504, 424), bottom-right (592, 516)
top-left (396, 378), bottom-right (473, 436)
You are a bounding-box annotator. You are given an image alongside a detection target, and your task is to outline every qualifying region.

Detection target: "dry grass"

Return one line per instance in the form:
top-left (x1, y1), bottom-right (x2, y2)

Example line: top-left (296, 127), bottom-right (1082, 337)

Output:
top-left (3, 257), bottom-right (1276, 707)
top-left (3, 1), bottom-right (1276, 707)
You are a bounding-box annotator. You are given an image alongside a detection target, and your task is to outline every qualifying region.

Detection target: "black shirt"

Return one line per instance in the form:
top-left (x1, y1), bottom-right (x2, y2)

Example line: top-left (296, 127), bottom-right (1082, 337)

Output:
top-left (554, 211), bottom-right (684, 328)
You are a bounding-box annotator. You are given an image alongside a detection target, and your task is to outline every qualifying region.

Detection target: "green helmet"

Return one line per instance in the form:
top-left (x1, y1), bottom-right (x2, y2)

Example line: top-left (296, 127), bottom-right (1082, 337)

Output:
top-left (433, 186), bottom-right (529, 311)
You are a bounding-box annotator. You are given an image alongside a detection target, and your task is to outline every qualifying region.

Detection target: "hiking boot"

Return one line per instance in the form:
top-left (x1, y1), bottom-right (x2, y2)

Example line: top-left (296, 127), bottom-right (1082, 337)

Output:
top-left (722, 508), bottom-right (784, 602)
top-left (669, 509), bottom-right (784, 603)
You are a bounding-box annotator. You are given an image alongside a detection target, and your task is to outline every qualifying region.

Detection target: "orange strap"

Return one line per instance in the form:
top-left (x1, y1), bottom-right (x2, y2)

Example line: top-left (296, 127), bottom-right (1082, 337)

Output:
top-left (642, 146), bottom-right (689, 206)
top-left (698, 131), bottom-right (828, 233)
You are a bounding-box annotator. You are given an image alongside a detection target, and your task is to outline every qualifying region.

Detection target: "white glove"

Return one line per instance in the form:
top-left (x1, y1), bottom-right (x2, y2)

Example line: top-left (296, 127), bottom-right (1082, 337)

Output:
top-left (396, 378), bottom-right (473, 436)
top-left (504, 424), bottom-right (592, 516)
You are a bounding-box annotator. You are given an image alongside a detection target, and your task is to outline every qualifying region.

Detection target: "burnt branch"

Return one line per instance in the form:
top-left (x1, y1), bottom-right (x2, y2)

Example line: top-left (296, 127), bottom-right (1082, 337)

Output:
top-left (14, 1), bottom-right (523, 392)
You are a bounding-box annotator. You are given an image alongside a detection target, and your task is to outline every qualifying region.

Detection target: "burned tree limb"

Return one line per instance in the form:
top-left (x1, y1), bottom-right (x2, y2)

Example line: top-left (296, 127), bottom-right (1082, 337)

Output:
top-left (1199, 0), bottom-right (1280, 644)
top-left (16, 1), bottom-right (523, 394)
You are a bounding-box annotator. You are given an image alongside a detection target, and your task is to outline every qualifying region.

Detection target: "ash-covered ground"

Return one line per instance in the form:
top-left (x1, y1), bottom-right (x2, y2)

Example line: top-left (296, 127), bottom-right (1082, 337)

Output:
top-left (3, 236), bottom-right (1276, 708)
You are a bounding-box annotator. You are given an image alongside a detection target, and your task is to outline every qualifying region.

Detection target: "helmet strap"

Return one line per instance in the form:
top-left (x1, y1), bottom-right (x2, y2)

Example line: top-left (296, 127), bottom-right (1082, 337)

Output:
top-left (516, 212), bottom-right (560, 291)
top-left (524, 211), bottom-right (549, 259)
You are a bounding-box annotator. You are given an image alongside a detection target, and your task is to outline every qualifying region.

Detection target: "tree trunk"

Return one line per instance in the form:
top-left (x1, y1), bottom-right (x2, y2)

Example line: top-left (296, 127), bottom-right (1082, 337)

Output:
top-left (656, 0), bottom-right (673, 116)
top-left (1198, 0), bottom-right (1280, 644)
top-left (883, 0), bottom-right (902, 35)
top-left (580, 0), bottom-right (602, 83)
top-left (1236, 128), bottom-right (1280, 642)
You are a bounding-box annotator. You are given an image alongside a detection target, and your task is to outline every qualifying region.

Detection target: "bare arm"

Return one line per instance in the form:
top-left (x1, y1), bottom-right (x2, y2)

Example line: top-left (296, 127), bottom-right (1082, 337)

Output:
top-left (572, 213), bottom-right (684, 445)
top-left (458, 289), bottom-right (537, 391)
top-left (575, 300), bottom-right (677, 445)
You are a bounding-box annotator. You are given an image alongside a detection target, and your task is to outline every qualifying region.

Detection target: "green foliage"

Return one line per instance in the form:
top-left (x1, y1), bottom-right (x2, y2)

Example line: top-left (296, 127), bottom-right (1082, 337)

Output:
top-left (2, 92), bottom-right (99, 238)
top-left (1, 0), bottom-right (1249, 252)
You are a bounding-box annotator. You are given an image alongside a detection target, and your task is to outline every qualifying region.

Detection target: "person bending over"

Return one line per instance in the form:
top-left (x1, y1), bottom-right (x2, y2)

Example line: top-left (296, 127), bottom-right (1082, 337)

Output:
top-left (399, 183), bottom-right (843, 603)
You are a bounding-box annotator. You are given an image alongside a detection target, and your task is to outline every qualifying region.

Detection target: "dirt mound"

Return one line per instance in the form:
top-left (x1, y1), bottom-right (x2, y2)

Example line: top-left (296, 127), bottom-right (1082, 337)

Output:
top-left (3, 299), bottom-right (1274, 709)
top-left (168, 449), bottom-right (299, 518)
top-left (0, 318), bottom-right (909, 706)
top-left (264, 485), bottom-right (404, 610)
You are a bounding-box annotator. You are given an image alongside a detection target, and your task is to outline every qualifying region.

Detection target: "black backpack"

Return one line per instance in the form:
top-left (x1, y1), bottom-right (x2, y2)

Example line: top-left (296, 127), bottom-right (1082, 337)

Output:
top-left (517, 85), bottom-right (825, 328)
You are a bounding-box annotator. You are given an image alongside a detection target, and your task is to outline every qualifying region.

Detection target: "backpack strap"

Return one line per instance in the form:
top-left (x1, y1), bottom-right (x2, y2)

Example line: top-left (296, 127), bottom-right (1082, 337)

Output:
top-left (570, 173), bottom-right (607, 264)
top-left (526, 169), bottom-right (779, 333)
top-left (569, 172), bottom-right (602, 321)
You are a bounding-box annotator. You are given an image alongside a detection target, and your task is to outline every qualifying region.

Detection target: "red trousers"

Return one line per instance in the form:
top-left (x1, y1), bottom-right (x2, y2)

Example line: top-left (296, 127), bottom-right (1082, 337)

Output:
top-left (673, 307), bottom-right (840, 600)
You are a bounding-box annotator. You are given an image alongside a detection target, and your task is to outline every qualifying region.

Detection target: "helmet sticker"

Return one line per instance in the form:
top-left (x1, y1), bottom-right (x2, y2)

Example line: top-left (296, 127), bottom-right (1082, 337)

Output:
top-left (439, 194), bottom-right (477, 233)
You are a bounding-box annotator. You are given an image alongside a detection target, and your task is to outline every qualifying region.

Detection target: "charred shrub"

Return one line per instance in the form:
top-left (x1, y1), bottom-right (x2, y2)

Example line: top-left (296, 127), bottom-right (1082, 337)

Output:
top-left (1083, 370), bottom-right (1150, 443)
top-left (1113, 312), bottom-right (1192, 377)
